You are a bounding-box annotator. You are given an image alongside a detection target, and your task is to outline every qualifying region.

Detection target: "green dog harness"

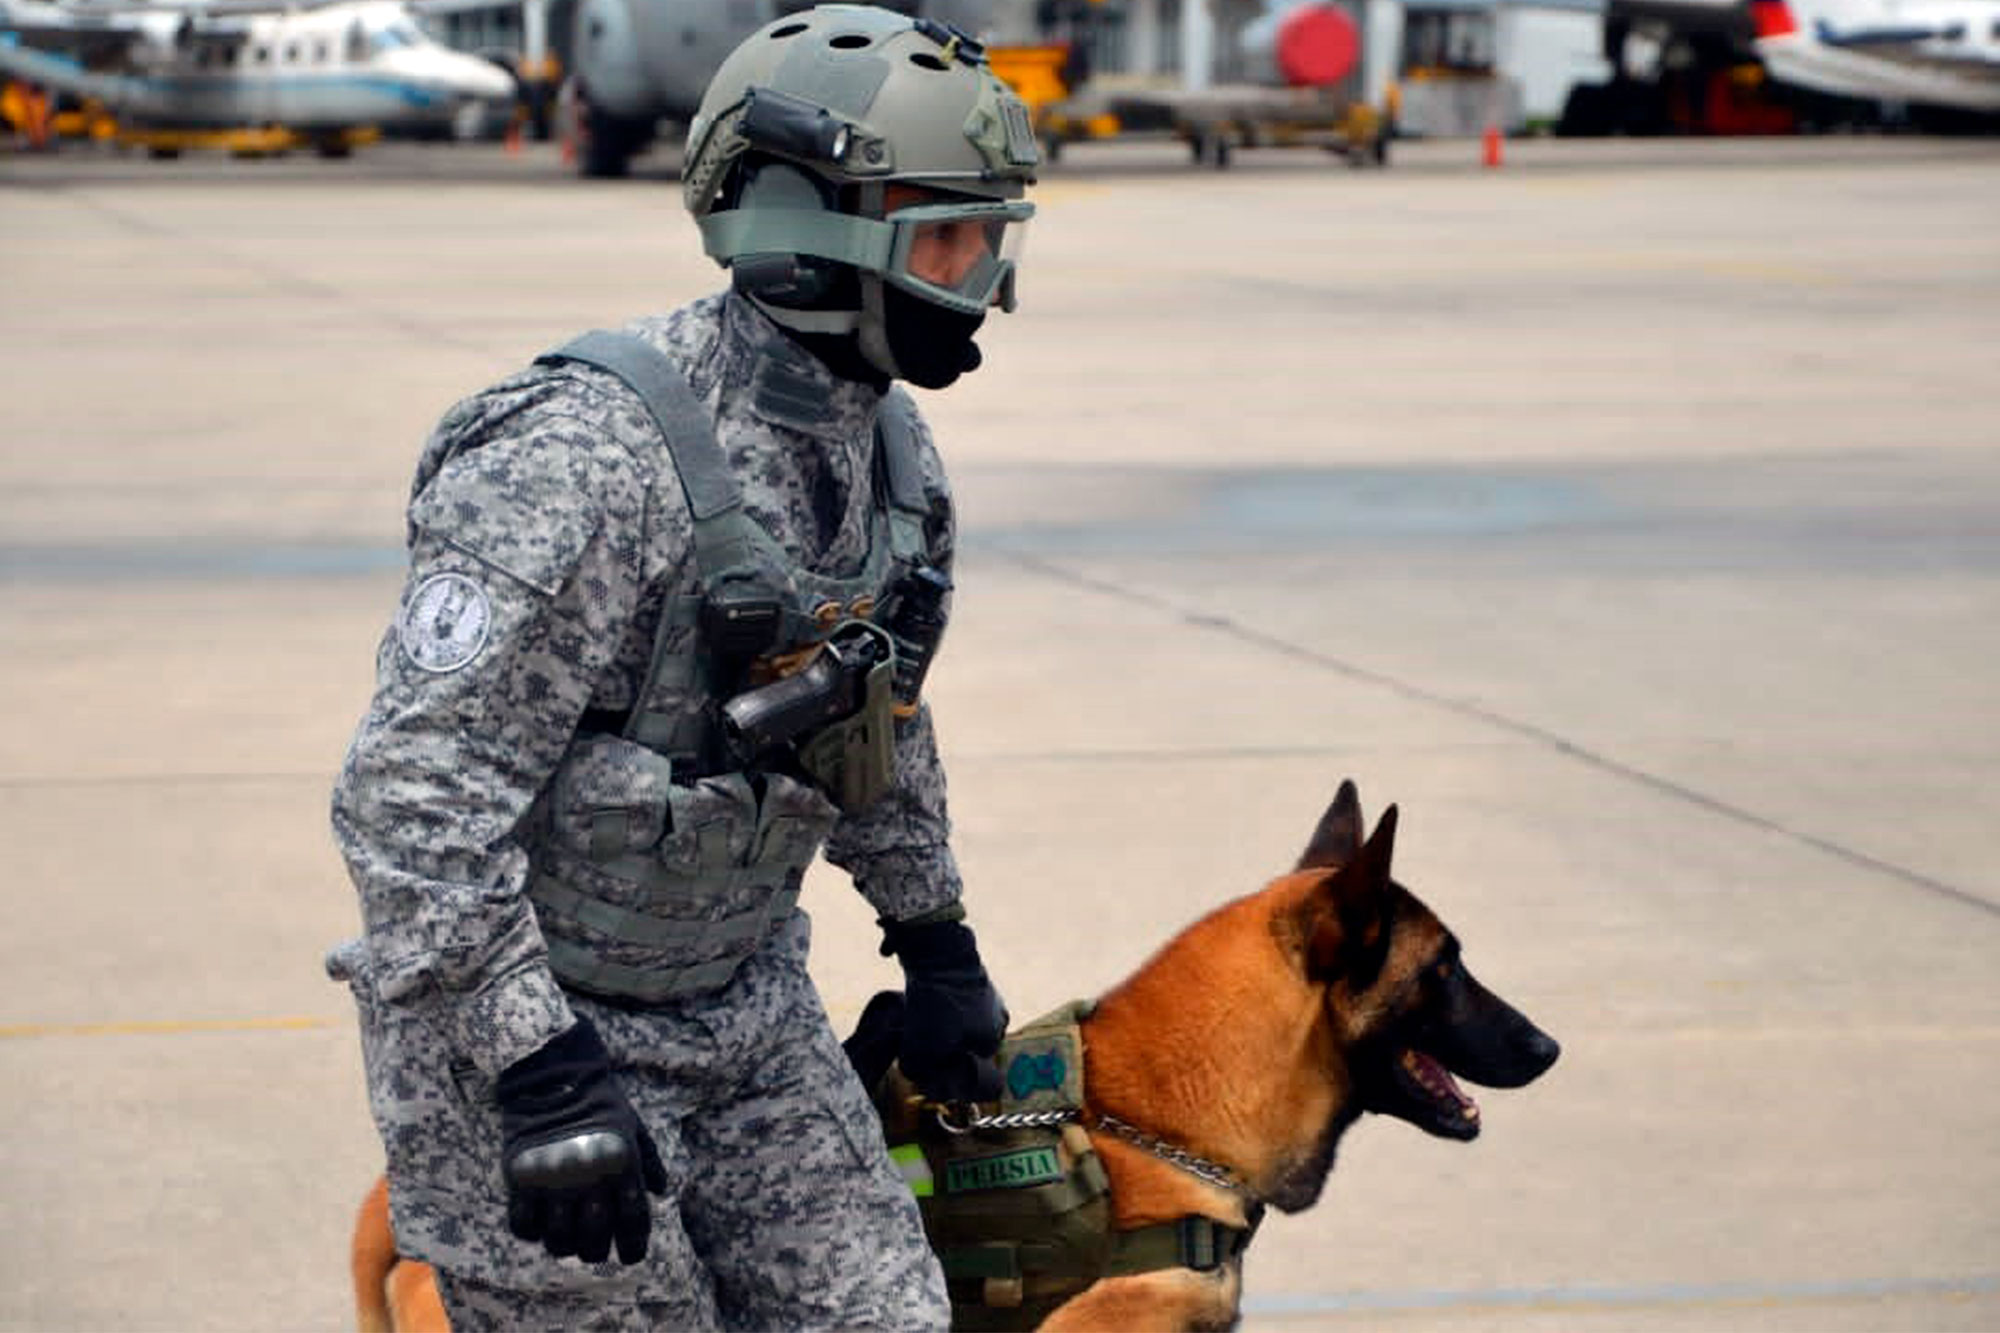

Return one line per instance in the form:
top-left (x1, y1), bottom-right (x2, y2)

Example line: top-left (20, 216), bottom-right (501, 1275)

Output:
top-left (878, 1003), bottom-right (1261, 1330)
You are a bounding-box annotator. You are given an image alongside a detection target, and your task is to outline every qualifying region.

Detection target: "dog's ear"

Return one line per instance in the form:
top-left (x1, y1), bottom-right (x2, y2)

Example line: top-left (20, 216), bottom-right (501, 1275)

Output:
top-left (1307, 805), bottom-right (1398, 990)
top-left (1298, 780), bottom-right (1366, 870)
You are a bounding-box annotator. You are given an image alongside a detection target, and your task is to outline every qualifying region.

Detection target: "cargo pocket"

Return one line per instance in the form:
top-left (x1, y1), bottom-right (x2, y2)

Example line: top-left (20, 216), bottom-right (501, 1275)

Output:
top-left (328, 939), bottom-right (505, 1237)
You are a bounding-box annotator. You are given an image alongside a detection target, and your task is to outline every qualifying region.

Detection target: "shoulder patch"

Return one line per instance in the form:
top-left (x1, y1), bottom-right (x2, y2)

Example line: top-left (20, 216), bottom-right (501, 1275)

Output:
top-left (399, 573), bottom-right (493, 673)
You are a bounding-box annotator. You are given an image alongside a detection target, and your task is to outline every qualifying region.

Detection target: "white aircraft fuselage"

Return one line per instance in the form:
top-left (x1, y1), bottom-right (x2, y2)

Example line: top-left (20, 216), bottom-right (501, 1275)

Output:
top-left (1751, 0), bottom-right (2000, 111)
top-left (0, 0), bottom-right (517, 129)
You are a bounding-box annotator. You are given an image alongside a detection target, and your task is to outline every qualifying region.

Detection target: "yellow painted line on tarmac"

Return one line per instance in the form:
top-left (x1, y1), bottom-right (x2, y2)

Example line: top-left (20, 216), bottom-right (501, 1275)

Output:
top-left (0, 1015), bottom-right (341, 1040)
top-left (1585, 252), bottom-right (1842, 285)
top-left (1695, 259), bottom-right (1841, 285)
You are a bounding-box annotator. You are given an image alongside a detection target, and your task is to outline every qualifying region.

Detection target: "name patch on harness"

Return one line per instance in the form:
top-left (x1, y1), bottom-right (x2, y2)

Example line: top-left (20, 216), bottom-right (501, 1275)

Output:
top-left (946, 1147), bottom-right (1064, 1194)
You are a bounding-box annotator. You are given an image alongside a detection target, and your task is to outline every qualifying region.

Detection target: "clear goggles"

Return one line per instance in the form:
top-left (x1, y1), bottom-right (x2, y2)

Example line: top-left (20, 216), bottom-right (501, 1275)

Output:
top-left (882, 199), bottom-right (1034, 316)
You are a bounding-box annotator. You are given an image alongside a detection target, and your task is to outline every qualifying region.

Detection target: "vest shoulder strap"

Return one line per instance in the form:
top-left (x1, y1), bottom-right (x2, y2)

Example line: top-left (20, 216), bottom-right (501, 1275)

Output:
top-left (876, 385), bottom-right (933, 565)
top-left (875, 386), bottom-right (928, 515)
top-left (535, 329), bottom-right (757, 582)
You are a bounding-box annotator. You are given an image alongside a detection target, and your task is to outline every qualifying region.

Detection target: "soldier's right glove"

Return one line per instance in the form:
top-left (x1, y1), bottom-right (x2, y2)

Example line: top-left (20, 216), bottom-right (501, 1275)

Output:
top-left (495, 1016), bottom-right (668, 1266)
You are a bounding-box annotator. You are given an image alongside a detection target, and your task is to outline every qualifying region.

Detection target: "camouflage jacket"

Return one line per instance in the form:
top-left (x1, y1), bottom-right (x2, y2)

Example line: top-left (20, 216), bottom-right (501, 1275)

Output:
top-left (330, 290), bottom-right (964, 1078)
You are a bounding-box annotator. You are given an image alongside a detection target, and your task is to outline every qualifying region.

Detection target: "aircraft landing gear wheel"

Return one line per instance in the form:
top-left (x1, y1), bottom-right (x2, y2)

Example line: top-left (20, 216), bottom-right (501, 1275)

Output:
top-left (1191, 129), bottom-right (1232, 169)
top-left (579, 106), bottom-right (649, 179)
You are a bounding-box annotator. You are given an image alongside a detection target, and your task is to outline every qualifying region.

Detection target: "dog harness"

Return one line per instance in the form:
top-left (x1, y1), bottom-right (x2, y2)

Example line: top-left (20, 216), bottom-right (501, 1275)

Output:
top-left (881, 1003), bottom-right (1262, 1330)
top-left (517, 329), bottom-right (934, 1004)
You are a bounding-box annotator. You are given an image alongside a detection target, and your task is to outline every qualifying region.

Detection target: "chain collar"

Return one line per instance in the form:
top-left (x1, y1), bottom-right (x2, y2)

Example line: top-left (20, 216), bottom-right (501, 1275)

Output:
top-left (933, 1102), bottom-right (1259, 1202)
top-left (1091, 1113), bottom-right (1259, 1201)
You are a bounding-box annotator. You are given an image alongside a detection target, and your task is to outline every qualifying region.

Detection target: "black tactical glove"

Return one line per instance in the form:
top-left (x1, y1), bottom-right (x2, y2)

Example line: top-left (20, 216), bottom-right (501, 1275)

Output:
top-left (880, 914), bottom-right (1008, 1104)
top-left (495, 1016), bottom-right (668, 1266)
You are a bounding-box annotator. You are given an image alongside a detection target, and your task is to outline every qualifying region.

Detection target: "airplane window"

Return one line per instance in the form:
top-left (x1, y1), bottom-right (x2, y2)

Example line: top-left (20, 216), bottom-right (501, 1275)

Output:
top-left (346, 21), bottom-right (367, 60)
top-left (252, 44), bottom-right (269, 63)
top-left (313, 40), bottom-right (328, 62)
top-left (284, 41), bottom-right (299, 62)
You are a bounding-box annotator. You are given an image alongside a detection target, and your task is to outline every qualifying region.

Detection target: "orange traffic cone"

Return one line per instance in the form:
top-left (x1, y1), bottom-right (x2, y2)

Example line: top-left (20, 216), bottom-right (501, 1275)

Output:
top-left (504, 116), bottom-right (523, 155)
top-left (1481, 123), bottom-right (1503, 168)
top-left (19, 84), bottom-right (53, 150)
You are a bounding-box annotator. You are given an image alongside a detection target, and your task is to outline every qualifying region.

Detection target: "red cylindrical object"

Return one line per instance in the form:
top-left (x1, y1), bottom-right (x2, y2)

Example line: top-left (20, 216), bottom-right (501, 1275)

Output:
top-left (1275, 4), bottom-right (1360, 87)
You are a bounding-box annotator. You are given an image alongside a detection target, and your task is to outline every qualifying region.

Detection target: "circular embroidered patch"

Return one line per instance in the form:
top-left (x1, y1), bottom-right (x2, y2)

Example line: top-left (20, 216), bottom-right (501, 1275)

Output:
top-left (400, 573), bottom-right (492, 674)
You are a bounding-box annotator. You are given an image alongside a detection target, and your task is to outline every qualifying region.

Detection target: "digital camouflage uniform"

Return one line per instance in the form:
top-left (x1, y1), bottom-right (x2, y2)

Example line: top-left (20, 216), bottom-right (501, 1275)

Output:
top-left (328, 288), bottom-right (959, 1330)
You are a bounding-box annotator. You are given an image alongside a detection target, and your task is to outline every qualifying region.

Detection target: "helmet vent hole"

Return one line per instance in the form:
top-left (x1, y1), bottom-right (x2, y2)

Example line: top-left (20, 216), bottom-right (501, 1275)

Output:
top-left (828, 32), bottom-right (873, 48)
top-left (769, 21), bottom-right (807, 38)
top-left (908, 51), bottom-right (948, 70)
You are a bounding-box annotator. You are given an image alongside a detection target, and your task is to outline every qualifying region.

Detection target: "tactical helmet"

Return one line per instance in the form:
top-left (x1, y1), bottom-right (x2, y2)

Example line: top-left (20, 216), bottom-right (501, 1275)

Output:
top-left (683, 4), bottom-right (1039, 379)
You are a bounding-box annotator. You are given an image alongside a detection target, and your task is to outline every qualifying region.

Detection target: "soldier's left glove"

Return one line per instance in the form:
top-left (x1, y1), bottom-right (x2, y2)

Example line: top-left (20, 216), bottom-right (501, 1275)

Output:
top-left (881, 914), bottom-right (1009, 1104)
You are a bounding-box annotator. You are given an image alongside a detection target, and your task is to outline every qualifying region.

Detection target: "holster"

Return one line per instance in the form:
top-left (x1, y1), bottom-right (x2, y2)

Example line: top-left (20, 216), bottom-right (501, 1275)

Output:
top-left (796, 638), bottom-right (898, 811)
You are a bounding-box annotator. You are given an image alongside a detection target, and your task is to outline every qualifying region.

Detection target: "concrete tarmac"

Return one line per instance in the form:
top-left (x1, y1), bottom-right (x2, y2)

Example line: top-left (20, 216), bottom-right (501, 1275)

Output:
top-left (3, 134), bottom-right (1997, 1331)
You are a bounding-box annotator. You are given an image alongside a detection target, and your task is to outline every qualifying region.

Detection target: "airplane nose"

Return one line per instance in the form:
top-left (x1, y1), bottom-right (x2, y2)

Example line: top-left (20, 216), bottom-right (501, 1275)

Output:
top-left (458, 58), bottom-right (517, 103)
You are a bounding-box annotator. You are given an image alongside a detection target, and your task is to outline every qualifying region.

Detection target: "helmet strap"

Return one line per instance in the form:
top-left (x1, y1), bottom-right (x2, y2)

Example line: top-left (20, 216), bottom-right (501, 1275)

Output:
top-left (856, 271), bottom-right (904, 382)
top-left (742, 289), bottom-right (862, 336)
top-left (849, 180), bottom-right (902, 379)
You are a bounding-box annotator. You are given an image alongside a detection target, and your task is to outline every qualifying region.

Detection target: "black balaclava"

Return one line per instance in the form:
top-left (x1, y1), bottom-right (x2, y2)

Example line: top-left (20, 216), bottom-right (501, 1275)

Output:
top-left (773, 273), bottom-right (988, 392)
top-left (879, 282), bottom-right (986, 390)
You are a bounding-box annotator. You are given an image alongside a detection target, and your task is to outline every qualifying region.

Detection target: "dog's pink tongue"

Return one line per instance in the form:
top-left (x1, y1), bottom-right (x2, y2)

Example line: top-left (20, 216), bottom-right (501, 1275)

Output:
top-left (1409, 1051), bottom-right (1479, 1119)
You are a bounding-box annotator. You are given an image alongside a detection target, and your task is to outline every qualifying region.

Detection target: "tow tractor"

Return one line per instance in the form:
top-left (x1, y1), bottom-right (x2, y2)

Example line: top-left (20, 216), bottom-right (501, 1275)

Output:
top-left (988, 2), bottom-right (1392, 169)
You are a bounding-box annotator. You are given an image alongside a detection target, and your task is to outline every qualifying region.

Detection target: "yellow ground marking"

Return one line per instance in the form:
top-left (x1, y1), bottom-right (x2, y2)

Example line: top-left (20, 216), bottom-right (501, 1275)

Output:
top-left (0, 1015), bottom-right (341, 1039)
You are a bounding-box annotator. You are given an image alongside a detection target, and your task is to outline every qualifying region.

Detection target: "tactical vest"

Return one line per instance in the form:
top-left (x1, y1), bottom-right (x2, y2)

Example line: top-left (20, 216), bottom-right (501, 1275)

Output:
top-left (877, 1004), bottom-right (1259, 1331)
top-left (518, 329), bottom-right (934, 1005)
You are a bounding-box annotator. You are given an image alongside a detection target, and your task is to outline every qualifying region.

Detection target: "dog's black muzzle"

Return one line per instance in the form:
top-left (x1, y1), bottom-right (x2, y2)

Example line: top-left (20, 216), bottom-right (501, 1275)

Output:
top-left (1424, 962), bottom-right (1560, 1089)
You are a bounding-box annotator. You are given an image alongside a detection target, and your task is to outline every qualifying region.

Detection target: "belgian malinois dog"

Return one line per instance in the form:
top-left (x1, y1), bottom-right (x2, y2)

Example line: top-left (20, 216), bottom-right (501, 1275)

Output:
top-left (350, 780), bottom-right (1559, 1331)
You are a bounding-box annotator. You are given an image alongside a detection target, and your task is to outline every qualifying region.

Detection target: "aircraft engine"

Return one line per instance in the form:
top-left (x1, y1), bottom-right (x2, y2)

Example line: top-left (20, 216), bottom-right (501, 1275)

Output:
top-left (1238, 0), bottom-right (1362, 86)
top-left (128, 11), bottom-right (189, 67)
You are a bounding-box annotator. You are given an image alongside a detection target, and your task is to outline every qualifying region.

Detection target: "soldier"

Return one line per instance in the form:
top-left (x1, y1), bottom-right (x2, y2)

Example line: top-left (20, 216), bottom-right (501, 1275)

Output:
top-left (325, 7), bottom-right (1040, 1328)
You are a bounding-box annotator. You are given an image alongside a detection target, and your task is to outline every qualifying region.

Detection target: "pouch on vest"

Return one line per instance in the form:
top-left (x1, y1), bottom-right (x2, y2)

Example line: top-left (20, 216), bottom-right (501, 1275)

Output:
top-left (540, 732), bottom-right (676, 860)
top-left (527, 733), bottom-right (839, 1003)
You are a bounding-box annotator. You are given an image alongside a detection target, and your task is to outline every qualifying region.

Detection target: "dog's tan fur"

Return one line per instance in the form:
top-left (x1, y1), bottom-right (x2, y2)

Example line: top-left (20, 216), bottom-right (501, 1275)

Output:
top-left (352, 1178), bottom-right (448, 1333)
top-left (1041, 796), bottom-right (1446, 1331)
top-left (352, 783), bottom-right (1547, 1332)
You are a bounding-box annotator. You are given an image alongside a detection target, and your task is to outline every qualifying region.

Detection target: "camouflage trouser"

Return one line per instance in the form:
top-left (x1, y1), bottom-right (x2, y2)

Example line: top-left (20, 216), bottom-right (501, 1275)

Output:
top-left (340, 911), bottom-right (948, 1332)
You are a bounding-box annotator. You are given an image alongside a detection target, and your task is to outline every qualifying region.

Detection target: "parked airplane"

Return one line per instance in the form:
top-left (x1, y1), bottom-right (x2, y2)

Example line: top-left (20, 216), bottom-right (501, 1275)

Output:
top-left (1750, 0), bottom-right (2000, 114)
top-left (0, 0), bottom-right (518, 150)
top-left (568, 0), bottom-right (996, 177)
